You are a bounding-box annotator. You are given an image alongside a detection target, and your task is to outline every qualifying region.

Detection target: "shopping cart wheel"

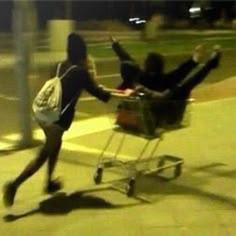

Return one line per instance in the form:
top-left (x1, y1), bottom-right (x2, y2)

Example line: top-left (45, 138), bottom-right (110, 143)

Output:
top-left (94, 167), bottom-right (103, 184)
top-left (174, 164), bottom-right (182, 178)
top-left (126, 178), bottom-right (136, 197)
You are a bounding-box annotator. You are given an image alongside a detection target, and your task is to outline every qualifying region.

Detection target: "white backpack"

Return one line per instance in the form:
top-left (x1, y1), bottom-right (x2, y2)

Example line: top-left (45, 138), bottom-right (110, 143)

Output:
top-left (32, 63), bottom-right (77, 124)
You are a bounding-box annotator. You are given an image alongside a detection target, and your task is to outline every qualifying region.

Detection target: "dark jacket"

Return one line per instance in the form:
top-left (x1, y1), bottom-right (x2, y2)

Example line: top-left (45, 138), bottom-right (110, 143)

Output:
top-left (54, 61), bottom-right (111, 130)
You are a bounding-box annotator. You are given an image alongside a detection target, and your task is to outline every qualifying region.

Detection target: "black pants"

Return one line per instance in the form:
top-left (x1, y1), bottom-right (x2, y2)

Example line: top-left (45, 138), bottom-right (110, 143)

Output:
top-left (152, 58), bottom-right (216, 126)
top-left (173, 58), bottom-right (214, 100)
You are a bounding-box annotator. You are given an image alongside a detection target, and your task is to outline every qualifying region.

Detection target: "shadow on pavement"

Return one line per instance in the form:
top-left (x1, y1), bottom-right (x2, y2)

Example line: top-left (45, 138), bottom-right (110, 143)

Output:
top-left (3, 188), bottom-right (140, 223)
top-left (136, 172), bottom-right (236, 209)
top-left (189, 162), bottom-right (236, 178)
top-left (3, 191), bottom-right (114, 222)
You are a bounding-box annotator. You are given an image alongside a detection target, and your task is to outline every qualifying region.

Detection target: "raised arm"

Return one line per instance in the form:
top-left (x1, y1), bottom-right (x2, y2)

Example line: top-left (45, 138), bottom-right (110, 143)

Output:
top-left (110, 36), bottom-right (135, 62)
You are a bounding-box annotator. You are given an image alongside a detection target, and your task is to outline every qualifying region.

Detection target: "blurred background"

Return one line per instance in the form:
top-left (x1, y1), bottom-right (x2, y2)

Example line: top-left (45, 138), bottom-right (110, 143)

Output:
top-left (1, 1), bottom-right (236, 32)
top-left (0, 0), bottom-right (236, 149)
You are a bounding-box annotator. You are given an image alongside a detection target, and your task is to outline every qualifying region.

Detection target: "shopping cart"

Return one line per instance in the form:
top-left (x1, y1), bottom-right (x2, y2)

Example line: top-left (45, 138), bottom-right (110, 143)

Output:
top-left (93, 92), bottom-right (193, 197)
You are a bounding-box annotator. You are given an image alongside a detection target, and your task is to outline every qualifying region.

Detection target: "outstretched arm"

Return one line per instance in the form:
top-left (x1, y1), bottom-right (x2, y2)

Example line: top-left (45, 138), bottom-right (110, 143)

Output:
top-left (110, 36), bottom-right (135, 62)
top-left (84, 71), bottom-right (132, 101)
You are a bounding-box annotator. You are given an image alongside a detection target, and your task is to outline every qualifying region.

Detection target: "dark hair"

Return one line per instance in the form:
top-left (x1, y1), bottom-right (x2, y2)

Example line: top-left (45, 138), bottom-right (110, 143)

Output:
top-left (144, 52), bottom-right (165, 74)
top-left (67, 33), bottom-right (87, 64)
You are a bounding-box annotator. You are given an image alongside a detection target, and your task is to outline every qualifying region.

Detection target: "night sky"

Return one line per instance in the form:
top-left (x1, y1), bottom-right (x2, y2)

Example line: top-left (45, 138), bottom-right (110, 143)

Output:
top-left (0, 1), bottom-right (235, 32)
top-left (0, 1), bottom-right (150, 31)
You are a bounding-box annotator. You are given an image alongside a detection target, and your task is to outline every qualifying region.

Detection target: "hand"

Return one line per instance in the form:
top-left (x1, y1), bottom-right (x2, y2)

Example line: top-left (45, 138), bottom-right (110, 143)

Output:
top-left (112, 89), bottom-right (134, 98)
top-left (123, 89), bottom-right (134, 96)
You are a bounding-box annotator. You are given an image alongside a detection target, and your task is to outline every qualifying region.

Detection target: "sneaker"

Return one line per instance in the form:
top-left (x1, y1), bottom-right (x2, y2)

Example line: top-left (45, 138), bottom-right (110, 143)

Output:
top-left (3, 181), bottom-right (17, 208)
top-left (208, 45), bottom-right (222, 69)
top-left (44, 178), bottom-right (63, 194)
top-left (192, 44), bottom-right (205, 63)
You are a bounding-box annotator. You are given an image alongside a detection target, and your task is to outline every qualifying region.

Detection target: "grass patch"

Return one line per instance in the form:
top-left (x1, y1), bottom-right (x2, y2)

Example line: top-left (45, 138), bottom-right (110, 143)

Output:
top-left (88, 31), bottom-right (236, 58)
top-left (89, 32), bottom-right (236, 84)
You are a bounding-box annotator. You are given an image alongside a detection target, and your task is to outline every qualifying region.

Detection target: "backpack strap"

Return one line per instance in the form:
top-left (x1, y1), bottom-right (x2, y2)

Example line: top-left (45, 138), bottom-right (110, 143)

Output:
top-left (55, 63), bottom-right (62, 77)
top-left (58, 64), bottom-right (78, 80)
top-left (57, 63), bottom-right (80, 116)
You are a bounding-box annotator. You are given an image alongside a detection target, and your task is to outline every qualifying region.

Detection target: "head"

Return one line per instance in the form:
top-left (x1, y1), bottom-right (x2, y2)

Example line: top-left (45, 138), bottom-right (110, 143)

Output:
top-left (144, 52), bottom-right (165, 75)
top-left (67, 33), bottom-right (87, 64)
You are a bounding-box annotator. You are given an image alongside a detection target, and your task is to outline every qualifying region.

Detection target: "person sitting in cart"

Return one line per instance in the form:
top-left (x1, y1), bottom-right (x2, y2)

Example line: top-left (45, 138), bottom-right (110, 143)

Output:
top-left (110, 36), bottom-right (221, 100)
top-left (110, 36), bottom-right (222, 125)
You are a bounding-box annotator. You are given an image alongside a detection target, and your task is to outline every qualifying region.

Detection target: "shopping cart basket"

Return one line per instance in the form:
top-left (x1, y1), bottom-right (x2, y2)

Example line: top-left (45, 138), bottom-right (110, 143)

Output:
top-left (93, 92), bottom-right (194, 197)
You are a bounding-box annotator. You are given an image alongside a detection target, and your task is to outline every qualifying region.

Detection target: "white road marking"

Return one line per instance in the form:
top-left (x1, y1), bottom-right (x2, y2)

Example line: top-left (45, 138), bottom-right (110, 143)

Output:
top-left (204, 36), bottom-right (236, 41)
top-left (96, 73), bottom-right (120, 79)
top-left (0, 94), bottom-right (19, 101)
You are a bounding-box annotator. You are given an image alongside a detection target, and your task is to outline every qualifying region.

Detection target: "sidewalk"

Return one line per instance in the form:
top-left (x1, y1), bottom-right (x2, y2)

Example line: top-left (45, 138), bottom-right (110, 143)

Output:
top-left (0, 96), bottom-right (235, 235)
